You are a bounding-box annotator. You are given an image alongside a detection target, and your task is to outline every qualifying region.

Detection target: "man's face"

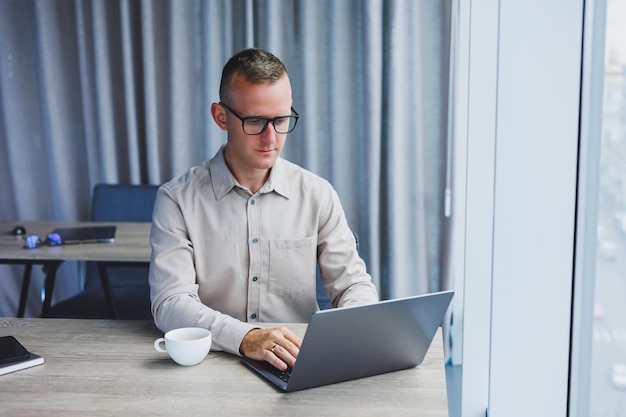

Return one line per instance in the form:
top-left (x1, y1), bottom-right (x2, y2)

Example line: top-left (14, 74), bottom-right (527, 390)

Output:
top-left (221, 72), bottom-right (293, 174)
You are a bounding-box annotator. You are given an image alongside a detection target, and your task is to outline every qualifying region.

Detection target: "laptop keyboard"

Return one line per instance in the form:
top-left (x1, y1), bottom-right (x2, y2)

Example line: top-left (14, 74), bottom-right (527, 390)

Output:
top-left (270, 366), bottom-right (293, 383)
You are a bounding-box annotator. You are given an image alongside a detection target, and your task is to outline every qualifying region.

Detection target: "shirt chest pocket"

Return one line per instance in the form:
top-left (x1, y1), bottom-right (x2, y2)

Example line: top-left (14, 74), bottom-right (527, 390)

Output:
top-left (268, 236), bottom-right (317, 298)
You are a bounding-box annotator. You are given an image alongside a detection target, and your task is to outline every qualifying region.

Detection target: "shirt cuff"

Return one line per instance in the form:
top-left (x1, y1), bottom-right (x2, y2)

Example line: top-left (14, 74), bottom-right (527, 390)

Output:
top-left (213, 320), bottom-right (261, 356)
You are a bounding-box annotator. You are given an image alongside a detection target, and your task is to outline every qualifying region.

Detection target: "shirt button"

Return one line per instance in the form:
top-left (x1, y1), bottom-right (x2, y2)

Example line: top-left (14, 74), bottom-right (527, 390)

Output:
top-left (252, 276), bottom-right (258, 282)
top-left (251, 313), bottom-right (257, 319)
top-left (252, 238), bottom-right (258, 244)
top-left (250, 199), bottom-right (255, 205)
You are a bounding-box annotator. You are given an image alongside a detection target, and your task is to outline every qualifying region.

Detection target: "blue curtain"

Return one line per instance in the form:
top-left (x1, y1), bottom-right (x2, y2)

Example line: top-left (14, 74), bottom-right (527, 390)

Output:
top-left (0, 0), bottom-right (452, 317)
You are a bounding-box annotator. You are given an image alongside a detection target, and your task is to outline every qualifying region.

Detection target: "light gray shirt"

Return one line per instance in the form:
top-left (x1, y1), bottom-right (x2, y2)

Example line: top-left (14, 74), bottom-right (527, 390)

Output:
top-left (149, 146), bottom-right (379, 355)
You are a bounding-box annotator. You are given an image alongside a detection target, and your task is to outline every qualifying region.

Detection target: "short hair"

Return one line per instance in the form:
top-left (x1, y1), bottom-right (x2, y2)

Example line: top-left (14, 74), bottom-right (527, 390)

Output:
top-left (219, 48), bottom-right (288, 101)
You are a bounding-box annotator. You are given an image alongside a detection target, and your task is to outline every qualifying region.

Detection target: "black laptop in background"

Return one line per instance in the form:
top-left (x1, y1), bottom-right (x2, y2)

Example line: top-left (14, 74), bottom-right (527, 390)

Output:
top-left (50, 226), bottom-right (116, 244)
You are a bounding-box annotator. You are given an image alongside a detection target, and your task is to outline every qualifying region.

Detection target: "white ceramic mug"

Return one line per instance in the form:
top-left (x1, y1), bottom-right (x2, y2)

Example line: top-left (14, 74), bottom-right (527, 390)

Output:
top-left (154, 327), bottom-right (212, 366)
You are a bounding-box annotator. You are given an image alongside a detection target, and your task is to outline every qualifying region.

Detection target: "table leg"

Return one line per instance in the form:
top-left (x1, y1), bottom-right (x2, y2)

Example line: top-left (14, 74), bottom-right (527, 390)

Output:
top-left (97, 262), bottom-right (119, 319)
top-left (17, 264), bottom-right (33, 318)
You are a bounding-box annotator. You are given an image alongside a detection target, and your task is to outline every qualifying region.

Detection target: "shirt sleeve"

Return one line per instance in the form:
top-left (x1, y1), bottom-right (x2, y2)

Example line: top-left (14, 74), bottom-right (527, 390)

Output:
top-left (148, 185), bottom-right (258, 355)
top-left (316, 186), bottom-right (379, 307)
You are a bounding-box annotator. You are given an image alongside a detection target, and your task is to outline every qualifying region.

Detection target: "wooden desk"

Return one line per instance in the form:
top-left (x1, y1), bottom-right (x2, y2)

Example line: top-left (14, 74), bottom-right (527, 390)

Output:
top-left (0, 319), bottom-right (449, 416)
top-left (0, 221), bottom-right (151, 317)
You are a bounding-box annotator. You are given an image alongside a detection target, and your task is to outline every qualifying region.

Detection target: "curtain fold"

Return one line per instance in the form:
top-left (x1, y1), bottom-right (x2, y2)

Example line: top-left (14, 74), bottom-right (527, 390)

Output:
top-left (0, 0), bottom-right (451, 317)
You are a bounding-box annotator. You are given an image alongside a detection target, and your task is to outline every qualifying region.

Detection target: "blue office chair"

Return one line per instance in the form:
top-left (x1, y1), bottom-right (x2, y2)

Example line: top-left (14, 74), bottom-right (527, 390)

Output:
top-left (316, 232), bottom-right (360, 310)
top-left (46, 184), bottom-right (159, 320)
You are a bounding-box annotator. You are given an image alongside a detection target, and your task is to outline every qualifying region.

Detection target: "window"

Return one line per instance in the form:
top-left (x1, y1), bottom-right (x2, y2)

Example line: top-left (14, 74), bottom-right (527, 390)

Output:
top-left (572, 0), bottom-right (626, 415)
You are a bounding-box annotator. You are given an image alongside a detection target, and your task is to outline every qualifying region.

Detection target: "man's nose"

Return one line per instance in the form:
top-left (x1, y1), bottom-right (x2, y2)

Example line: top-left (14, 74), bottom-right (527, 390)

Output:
top-left (260, 122), bottom-right (277, 142)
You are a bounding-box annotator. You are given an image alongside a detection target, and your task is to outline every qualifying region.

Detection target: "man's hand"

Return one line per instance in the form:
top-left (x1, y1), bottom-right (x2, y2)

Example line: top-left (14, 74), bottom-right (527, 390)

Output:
top-left (239, 327), bottom-right (302, 371)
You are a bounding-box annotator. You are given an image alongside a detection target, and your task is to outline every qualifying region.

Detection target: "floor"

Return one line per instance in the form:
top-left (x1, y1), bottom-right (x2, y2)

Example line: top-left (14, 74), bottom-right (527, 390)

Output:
top-left (446, 364), bottom-right (462, 417)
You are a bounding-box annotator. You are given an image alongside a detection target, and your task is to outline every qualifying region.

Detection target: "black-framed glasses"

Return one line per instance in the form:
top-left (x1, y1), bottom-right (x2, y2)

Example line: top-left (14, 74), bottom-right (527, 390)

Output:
top-left (219, 102), bottom-right (299, 135)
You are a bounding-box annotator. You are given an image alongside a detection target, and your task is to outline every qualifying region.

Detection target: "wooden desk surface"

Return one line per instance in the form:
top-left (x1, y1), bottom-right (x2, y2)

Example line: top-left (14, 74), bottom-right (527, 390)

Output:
top-left (0, 221), bottom-right (151, 262)
top-left (0, 319), bottom-right (449, 417)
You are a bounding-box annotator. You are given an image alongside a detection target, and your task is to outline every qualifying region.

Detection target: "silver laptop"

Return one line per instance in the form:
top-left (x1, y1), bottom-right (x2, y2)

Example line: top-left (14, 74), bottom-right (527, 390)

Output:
top-left (241, 290), bottom-right (454, 392)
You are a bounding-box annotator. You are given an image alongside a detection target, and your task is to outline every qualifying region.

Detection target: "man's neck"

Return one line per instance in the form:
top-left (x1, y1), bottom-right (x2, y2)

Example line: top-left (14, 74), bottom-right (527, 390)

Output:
top-left (223, 146), bottom-right (270, 194)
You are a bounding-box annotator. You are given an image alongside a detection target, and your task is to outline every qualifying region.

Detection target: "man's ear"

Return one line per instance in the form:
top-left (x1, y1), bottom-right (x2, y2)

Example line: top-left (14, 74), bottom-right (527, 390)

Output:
top-left (211, 102), bottom-right (228, 131)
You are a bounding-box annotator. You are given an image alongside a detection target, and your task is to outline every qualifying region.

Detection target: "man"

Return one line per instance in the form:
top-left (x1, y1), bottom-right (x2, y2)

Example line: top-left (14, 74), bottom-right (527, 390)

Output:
top-left (149, 48), bottom-right (378, 371)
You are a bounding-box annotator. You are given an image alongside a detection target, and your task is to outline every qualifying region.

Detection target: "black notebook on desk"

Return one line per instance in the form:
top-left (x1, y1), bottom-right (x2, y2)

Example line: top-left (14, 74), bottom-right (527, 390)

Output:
top-left (0, 336), bottom-right (44, 376)
top-left (51, 225), bottom-right (116, 244)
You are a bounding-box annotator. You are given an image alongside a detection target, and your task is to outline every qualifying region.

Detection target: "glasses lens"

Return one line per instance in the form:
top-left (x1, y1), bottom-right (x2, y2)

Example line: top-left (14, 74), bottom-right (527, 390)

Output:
top-left (24, 235), bottom-right (42, 249)
top-left (46, 233), bottom-right (63, 246)
top-left (242, 118), bottom-right (267, 135)
top-left (272, 116), bottom-right (298, 134)
top-left (239, 112), bottom-right (298, 135)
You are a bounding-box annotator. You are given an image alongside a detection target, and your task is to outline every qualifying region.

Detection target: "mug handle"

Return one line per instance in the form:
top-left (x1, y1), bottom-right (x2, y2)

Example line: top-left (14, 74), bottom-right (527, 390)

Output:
top-left (154, 337), bottom-right (167, 352)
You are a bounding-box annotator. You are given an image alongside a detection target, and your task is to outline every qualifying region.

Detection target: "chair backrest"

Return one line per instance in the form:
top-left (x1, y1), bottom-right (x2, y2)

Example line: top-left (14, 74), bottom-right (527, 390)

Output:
top-left (85, 183), bottom-right (159, 289)
top-left (92, 184), bottom-right (159, 222)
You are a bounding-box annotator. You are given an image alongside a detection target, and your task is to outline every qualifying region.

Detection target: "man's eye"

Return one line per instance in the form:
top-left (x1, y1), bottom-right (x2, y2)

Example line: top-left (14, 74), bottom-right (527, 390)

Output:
top-left (274, 117), bottom-right (289, 127)
top-left (246, 118), bottom-right (265, 126)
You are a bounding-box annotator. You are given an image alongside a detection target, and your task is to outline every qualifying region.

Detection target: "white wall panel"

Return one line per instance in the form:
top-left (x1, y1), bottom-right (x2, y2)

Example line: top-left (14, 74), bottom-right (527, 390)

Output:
top-left (456, 1), bottom-right (584, 416)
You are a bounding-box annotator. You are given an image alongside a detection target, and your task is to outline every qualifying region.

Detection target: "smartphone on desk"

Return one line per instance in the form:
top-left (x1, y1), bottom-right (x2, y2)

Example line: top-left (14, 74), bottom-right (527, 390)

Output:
top-left (0, 336), bottom-right (31, 365)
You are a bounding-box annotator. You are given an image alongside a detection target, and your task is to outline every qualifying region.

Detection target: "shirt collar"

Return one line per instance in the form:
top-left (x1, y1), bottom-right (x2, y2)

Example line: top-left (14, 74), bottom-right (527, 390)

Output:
top-left (209, 145), bottom-right (290, 200)
top-left (262, 158), bottom-right (290, 199)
